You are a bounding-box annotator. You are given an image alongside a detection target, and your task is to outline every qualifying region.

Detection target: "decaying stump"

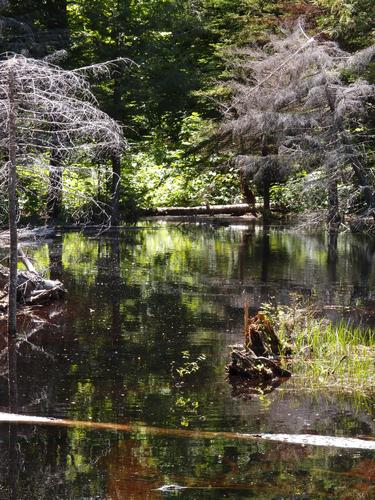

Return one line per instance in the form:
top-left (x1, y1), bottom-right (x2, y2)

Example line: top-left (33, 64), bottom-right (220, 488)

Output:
top-left (244, 312), bottom-right (284, 356)
top-left (228, 345), bottom-right (291, 379)
top-left (0, 247), bottom-right (65, 310)
top-left (227, 307), bottom-right (291, 381)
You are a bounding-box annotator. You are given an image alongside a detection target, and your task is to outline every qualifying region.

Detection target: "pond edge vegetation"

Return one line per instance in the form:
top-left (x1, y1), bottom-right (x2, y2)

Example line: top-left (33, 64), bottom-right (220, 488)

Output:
top-left (261, 301), bottom-right (375, 398)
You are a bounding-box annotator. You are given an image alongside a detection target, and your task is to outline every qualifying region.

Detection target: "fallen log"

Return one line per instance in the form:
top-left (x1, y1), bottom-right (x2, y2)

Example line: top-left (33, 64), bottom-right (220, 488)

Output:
top-left (142, 204), bottom-right (257, 217)
top-left (0, 248), bottom-right (65, 309)
top-left (0, 226), bottom-right (56, 245)
top-left (0, 411), bottom-right (374, 450)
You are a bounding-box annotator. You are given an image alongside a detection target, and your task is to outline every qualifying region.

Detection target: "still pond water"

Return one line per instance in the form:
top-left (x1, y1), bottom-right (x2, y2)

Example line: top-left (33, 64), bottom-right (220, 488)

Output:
top-left (0, 221), bottom-right (374, 499)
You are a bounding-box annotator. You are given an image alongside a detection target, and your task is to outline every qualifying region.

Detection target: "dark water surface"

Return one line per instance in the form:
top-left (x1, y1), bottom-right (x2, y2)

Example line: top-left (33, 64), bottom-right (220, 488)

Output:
top-left (0, 222), bottom-right (374, 499)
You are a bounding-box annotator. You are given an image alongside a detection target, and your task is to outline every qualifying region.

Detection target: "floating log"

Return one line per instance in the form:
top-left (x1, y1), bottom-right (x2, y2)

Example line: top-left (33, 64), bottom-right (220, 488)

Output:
top-left (0, 411), bottom-right (374, 450)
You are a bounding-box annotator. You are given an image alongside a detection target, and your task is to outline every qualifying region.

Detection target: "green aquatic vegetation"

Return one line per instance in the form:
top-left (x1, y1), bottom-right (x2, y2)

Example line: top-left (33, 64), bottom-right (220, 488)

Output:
top-left (264, 303), bottom-right (375, 396)
top-left (173, 351), bottom-right (207, 378)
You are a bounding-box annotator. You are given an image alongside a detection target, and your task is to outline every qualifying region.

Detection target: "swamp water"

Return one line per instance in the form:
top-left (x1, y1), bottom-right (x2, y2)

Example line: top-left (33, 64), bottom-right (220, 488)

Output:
top-left (0, 222), bottom-right (374, 499)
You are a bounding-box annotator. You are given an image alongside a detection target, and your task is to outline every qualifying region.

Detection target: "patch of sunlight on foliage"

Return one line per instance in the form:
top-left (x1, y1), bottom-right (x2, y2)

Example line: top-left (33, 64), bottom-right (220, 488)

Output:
top-left (62, 164), bottom-right (102, 218)
top-left (18, 163), bottom-right (49, 218)
top-left (122, 112), bottom-right (240, 209)
top-left (262, 302), bottom-right (375, 397)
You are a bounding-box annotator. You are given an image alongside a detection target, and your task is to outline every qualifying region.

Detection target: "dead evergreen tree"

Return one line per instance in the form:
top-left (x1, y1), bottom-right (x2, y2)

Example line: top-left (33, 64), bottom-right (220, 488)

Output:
top-left (221, 24), bottom-right (375, 226)
top-left (0, 54), bottom-right (125, 338)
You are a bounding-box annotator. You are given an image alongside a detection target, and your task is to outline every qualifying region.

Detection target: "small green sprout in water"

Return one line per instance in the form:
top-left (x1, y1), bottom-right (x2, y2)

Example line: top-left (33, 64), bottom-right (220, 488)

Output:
top-left (173, 351), bottom-right (207, 378)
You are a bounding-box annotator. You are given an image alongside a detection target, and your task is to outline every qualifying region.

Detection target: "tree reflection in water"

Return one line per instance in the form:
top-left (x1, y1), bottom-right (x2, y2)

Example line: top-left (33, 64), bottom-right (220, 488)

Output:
top-left (0, 223), bottom-right (374, 498)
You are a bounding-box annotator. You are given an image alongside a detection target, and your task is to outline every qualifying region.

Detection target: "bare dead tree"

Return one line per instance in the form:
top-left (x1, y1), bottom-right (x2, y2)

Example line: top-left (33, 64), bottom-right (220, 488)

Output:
top-left (0, 54), bottom-right (125, 339)
top-left (221, 23), bottom-right (375, 226)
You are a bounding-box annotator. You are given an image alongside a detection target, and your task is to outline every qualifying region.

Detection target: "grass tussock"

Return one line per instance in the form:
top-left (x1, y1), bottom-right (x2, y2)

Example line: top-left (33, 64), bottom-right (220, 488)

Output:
top-left (262, 303), bottom-right (375, 396)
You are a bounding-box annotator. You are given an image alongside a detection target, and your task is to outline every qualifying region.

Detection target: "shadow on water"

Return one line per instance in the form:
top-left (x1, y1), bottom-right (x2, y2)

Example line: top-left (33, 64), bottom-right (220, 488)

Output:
top-left (0, 222), bottom-right (374, 498)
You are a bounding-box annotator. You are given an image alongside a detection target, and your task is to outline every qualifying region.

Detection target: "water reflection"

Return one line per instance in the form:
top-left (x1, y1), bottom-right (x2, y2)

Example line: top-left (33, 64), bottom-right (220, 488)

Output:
top-left (0, 222), bottom-right (374, 497)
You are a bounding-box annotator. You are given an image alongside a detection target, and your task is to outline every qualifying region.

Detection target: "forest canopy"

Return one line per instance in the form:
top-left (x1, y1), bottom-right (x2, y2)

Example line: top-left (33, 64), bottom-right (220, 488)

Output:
top-left (0, 0), bottom-right (374, 226)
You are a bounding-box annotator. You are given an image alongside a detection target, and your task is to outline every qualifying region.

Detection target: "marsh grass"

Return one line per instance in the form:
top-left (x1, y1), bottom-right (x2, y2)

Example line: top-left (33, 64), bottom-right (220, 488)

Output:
top-left (263, 303), bottom-right (375, 396)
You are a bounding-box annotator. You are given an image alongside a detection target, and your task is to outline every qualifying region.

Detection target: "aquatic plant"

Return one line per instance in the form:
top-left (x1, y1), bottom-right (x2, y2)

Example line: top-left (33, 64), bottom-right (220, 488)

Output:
top-left (263, 302), bottom-right (375, 396)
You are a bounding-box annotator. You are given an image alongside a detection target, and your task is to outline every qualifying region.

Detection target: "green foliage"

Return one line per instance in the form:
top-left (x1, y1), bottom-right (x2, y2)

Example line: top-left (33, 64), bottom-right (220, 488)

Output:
top-left (315, 0), bottom-right (375, 49)
top-left (264, 301), bottom-right (375, 396)
top-left (17, 165), bottom-right (49, 221)
top-left (1, 0), bottom-right (374, 220)
top-left (123, 112), bottom-right (240, 208)
top-left (270, 171), bottom-right (327, 213)
top-left (174, 350), bottom-right (207, 378)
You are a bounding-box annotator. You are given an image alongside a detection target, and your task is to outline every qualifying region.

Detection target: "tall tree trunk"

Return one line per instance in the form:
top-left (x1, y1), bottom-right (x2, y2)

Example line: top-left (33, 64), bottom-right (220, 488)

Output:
top-left (261, 137), bottom-right (271, 215)
top-left (7, 66), bottom-right (18, 338)
top-left (110, 72), bottom-right (123, 225)
top-left (327, 166), bottom-right (340, 230)
top-left (110, 154), bottom-right (121, 226)
top-left (263, 180), bottom-right (270, 213)
top-left (239, 170), bottom-right (257, 213)
top-left (324, 84), bottom-right (341, 230)
top-left (47, 148), bottom-right (63, 220)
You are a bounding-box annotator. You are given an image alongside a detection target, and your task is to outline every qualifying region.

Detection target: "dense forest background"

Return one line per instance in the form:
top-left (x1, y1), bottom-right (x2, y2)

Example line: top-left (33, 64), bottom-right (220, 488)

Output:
top-left (0, 0), bottom-right (374, 223)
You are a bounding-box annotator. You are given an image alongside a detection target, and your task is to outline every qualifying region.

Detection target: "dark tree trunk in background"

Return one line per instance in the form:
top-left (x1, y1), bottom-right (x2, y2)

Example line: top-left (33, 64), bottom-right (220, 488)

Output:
top-left (327, 168), bottom-right (340, 229)
top-left (46, 0), bottom-right (68, 28)
top-left (110, 72), bottom-right (123, 225)
top-left (263, 181), bottom-right (270, 213)
top-left (7, 67), bottom-right (18, 339)
top-left (111, 154), bottom-right (121, 226)
top-left (261, 137), bottom-right (271, 215)
top-left (47, 148), bottom-right (63, 220)
top-left (239, 170), bottom-right (256, 212)
top-left (324, 85), bottom-right (341, 230)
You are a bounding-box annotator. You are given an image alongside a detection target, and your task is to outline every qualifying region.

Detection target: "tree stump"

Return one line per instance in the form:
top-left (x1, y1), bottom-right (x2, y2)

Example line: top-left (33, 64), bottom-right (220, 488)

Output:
top-left (227, 345), bottom-right (291, 379)
top-left (227, 311), bottom-right (291, 381)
